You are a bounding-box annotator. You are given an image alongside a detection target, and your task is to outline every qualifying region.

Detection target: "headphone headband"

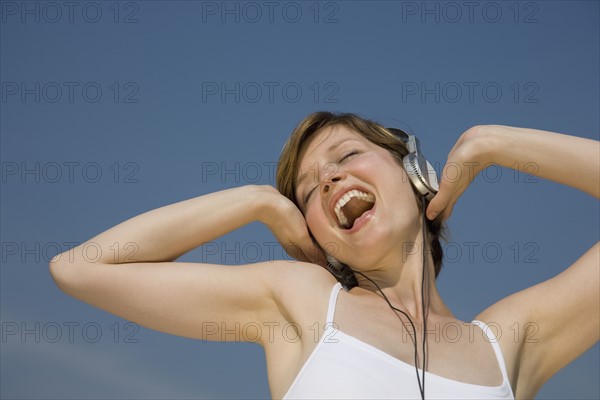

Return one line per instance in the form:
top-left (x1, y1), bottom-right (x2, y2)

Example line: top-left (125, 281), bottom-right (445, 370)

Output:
top-left (386, 127), bottom-right (420, 154)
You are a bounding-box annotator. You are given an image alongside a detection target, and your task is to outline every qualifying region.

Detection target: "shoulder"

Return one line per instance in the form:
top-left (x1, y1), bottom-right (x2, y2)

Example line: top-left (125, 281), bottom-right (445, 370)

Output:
top-left (262, 259), bottom-right (338, 294)
top-left (474, 243), bottom-right (600, 398)
top-left (474, 290), bottom-right (532, 397)
top-left (261, 260), bottom-right (339, 323)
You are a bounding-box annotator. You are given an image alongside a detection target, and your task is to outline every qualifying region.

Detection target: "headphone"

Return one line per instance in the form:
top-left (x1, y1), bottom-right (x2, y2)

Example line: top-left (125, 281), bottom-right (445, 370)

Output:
top-left (390, 127), bottom-right (440, 202)
top-left (323, 127), bottom-right (439, 400)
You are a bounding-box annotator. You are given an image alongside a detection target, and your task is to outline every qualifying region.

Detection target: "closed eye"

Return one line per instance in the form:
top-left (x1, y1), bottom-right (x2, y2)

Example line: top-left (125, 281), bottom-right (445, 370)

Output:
top-left (304, 186), bottom-right (317, 205)
top-left (340, 150), bottom-right (359, 162)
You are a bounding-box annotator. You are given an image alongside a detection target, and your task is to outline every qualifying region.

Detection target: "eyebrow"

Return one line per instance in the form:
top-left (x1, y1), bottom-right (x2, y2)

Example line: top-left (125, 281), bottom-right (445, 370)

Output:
top-left (295, 138), bottom-right (355, 191)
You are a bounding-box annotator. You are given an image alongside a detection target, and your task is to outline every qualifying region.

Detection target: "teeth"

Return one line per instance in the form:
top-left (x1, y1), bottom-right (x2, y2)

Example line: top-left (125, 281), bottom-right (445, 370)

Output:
top-left (333, 189), bottom-right (375, 228)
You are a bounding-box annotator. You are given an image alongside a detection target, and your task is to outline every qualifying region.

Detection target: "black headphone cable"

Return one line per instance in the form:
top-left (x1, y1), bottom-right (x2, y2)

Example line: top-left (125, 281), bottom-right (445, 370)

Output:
top-left (348, 198), bottom-right (430, 400)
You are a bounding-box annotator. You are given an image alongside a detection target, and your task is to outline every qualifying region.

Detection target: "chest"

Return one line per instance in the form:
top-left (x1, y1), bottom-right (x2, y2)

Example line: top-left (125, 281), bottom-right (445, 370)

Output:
top-left (264, 289), bottom-right (512, 398)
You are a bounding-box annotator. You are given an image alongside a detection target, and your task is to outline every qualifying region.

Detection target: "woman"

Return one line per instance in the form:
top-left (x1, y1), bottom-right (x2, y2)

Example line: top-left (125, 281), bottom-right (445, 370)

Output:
top-left (49, 112), bottom-right (599, 399)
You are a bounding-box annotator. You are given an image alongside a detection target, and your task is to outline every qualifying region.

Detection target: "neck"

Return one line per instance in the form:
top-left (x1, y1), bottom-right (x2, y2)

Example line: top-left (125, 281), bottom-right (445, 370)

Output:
top-left (353, 245), bottom-right (454, 326)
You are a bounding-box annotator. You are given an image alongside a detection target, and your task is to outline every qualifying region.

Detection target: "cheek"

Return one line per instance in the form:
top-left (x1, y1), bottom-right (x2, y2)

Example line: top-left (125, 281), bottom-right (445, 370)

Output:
top-left (304, 206), bottom-right (321, 233)
top-left (304, 204), bottom-right (330, 241)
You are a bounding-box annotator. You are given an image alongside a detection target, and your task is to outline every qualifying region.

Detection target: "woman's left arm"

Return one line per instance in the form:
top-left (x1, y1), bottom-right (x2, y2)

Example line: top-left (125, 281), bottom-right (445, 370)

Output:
top-left (426, 124), bottom-right (599, 220)
top-left (428, 125), bottom-right (599, 394)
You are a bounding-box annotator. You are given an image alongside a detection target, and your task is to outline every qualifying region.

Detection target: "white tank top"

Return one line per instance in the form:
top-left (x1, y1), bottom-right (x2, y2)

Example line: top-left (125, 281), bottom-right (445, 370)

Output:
top-left (283, 282), bottom-right (515, 399)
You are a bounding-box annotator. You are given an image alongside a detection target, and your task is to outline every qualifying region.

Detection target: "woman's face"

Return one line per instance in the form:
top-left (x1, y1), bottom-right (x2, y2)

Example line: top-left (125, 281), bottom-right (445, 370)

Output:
top-left (295, 125), bottom-right (421, 270)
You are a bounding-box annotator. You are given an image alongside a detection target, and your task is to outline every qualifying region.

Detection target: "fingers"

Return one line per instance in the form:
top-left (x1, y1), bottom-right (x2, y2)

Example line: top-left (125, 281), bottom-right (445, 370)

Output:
top-left (305, 243), bottom-right (327, 267)
top-left (426, 196), bottom-right (443, 220)
top-left (299, 240), bottom-right (327, 267)
top-left (295, 225), bottom-right (327, 266)
top-left (426, 127), bottom-right (483, 221)
top-left (282, 241), bottom-right (309, 262)
top-left (427, 184), bottom-right (461, 221)
top-left (426, 182), bottom-right (452, 220)
top-left (427, 157), bottom-right (472, 221)
top-left (282, 236), bottom-right (327, 267)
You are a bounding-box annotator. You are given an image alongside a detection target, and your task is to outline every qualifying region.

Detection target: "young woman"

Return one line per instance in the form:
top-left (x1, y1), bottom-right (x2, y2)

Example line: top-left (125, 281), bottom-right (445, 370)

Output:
top-left (49, 112), bottom-right (599, 399)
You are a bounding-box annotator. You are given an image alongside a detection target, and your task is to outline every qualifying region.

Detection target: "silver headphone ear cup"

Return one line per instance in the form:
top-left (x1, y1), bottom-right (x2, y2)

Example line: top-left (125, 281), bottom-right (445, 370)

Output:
top-left (424, 159), bottom-right (439, 193)
top-left (387, 127), bottom-right (439, 201)
top-left (403, 154), bottom-right (439, 201)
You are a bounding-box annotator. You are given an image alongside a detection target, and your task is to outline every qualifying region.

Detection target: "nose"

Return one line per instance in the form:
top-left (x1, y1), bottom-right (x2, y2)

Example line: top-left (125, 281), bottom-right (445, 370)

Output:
top-left (321, 166), bottom-right (346, 194)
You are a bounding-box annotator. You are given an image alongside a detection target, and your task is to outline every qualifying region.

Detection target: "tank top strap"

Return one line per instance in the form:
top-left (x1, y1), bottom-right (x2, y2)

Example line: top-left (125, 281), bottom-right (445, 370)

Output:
top-left (325, 282), bottom-right (344, 325)
top-left (471, 319), bottom-right (511, 384)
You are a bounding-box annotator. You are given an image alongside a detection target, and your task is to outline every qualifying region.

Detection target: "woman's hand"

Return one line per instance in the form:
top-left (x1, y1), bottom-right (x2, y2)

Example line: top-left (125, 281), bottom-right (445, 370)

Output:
top-left (427, 123), bottom-right (600, 221)
top-left (257, 185), bottom-right (327, 267)
top-left (426, 126), bottom-right (492, 221)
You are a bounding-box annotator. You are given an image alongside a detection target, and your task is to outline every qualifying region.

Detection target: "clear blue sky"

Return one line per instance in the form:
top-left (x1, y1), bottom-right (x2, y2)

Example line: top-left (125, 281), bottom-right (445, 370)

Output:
top-left (1, 1), bottom-right (598, 399)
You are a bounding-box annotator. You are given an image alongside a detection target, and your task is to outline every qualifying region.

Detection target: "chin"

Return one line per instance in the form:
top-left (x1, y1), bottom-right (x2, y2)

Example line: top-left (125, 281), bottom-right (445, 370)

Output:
top-left (349, 224), bottom-right (416, 266)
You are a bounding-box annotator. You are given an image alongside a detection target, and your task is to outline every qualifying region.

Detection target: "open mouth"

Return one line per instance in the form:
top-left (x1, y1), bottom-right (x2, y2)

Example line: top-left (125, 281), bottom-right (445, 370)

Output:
top-left (333, 189), bottom-right (376, 230)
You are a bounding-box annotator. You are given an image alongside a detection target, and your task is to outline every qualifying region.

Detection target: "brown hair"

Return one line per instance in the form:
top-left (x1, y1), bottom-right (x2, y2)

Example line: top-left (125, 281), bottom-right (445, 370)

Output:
top-left (276, 111), bottom-right (448, 279)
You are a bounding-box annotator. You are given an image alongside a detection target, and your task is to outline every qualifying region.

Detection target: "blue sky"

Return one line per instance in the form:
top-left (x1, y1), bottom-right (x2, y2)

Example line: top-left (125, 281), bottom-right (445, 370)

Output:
top-left (1, 1), bottom-right (599, 399)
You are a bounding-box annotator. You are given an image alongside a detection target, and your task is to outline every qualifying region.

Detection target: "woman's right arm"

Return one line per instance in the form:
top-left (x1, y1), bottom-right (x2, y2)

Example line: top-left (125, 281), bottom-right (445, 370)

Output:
top-left (48, 185), bottom-right (325, 343)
